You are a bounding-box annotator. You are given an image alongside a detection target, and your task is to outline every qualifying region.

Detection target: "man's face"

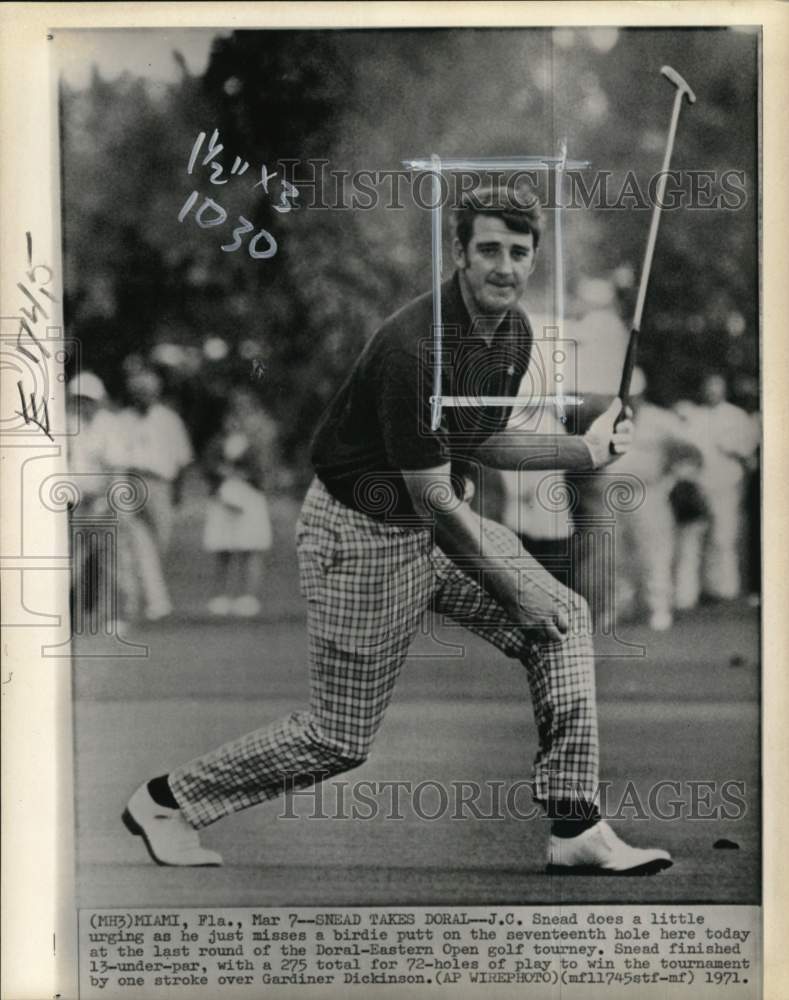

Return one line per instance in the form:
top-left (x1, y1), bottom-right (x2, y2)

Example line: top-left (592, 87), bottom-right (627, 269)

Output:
top-left (453, 215), bottom-right (537, 316)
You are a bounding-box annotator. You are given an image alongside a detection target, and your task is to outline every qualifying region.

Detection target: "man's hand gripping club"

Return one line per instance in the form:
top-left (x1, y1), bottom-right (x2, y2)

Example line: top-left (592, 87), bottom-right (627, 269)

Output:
top-left (583, 397), bottom-right (634, 468)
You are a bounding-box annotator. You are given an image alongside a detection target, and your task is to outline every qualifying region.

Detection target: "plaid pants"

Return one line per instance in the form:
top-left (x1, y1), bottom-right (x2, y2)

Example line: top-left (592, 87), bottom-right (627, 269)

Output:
top-left (170, 478), bottom-right (599, 829)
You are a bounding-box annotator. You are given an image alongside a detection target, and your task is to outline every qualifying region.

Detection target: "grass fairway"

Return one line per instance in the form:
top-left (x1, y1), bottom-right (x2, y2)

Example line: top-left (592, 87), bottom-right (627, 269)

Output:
top-left (75, 593), bottom-right (759, 908)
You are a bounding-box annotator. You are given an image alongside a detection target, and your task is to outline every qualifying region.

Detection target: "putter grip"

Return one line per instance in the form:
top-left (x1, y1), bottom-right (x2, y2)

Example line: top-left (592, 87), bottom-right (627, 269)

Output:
top-left (609, 327), bottom-right (639, 452)
top-left (616, 328), bottom-right (638, 423)
top-left (618, 327), bottom-right (639, 405)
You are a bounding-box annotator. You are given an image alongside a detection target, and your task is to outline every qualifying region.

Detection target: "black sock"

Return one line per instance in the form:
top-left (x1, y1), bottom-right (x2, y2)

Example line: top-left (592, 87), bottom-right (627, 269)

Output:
top-left (551, 816), bottom-right (600, 838)
top-left (544, 799), bottom-right (601, 839)
top-left (148, 774), bottom-right (179, 810)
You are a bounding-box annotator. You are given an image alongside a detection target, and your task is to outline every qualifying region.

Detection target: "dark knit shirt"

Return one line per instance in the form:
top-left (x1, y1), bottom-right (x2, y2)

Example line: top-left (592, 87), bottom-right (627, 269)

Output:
top-left (311, 272), bottom-right (533, 521)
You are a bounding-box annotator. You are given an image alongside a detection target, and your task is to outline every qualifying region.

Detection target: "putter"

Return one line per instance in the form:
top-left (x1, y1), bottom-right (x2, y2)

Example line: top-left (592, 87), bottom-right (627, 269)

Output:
top-left (613, 66), bottom-right (696, 442)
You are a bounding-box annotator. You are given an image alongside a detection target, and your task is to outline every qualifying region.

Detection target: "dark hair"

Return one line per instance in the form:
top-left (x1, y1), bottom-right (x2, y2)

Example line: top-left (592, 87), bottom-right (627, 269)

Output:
top-left (453, 180), bottom-right (543, 252)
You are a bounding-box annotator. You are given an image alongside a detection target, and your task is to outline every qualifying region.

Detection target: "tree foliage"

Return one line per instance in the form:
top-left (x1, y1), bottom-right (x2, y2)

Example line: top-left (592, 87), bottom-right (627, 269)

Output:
top-left (61, 26), bottom-right (759, 467)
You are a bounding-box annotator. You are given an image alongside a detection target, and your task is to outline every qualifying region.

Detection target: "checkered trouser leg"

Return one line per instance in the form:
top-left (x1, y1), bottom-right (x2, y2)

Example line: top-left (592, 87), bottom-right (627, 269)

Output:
top-left (169, 479), bottom-right (599, 828)
top-left (169, 479), bottom-right (439, 829)
top-left (430, 515), bottom-right (599, 805)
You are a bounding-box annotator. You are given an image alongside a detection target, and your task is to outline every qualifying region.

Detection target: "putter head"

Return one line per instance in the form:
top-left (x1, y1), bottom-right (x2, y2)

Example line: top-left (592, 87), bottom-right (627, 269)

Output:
top-left (661, 65), bottom-right (696, 104)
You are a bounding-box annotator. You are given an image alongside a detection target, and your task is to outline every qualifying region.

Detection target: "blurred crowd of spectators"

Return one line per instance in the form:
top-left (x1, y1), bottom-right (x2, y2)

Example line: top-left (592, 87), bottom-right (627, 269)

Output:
top-left (499, 368), bottom-right (760, 631)
top-left (66, 359), bottom-right (278, 627)
top-left (66, 346), bottom-right (759, 633)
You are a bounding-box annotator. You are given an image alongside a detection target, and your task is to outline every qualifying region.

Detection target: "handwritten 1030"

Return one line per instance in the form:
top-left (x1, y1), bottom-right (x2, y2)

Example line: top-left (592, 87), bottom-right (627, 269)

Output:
top-left (177, 129), bottom-right (299, 260)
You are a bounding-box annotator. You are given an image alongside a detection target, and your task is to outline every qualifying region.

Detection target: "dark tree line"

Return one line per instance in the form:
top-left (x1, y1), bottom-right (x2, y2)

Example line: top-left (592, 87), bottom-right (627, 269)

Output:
top-left (61, 26), bottom-right (759, 470)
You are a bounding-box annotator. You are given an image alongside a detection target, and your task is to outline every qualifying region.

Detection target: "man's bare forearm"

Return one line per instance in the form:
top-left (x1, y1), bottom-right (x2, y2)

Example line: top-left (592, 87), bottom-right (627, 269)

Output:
top-left (471, 431), bottom-right (596, 471)
top-left (431, 501), bottom-right (523, 615)
top-left (402, 464), bottom-right (568, 641)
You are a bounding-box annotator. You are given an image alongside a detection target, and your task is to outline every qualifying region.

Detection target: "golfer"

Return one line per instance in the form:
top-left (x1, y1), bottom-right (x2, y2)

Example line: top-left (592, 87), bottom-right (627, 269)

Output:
top-left (124, 181), bottom-right (672, 875)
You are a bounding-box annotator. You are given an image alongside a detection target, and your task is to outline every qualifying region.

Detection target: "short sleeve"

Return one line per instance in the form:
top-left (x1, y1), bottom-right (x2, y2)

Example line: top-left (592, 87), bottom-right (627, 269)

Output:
top-left (169, 411), bottom-right (194, 469)
top-left (378, 349), bottom-right (450, 470)
top-left (727, 406), bottom-right (759, 458)
top-left (102, 411), bottom-right (132, 470)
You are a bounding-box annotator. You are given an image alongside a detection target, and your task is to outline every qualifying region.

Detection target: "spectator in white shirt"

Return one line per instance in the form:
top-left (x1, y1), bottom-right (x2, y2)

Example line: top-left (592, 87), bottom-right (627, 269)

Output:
top-left (673, 373), bottom-right (759, 606)
top-left (117, 369), bottom-right (194, 546)
top-left (612, 370), bottom-right (704, 631)
top-left (67, 372), bottom-right (118, 480)
top-left (66, 373), bottom-right (137, 624)
top-left (500, 405), bottom-right (574, 591)
top-left (116, 368), bottom-right (194, 620)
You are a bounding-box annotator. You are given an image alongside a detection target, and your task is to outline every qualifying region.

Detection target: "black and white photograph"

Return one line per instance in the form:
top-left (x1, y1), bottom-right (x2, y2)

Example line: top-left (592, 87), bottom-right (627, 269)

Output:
top-left (2, 4), bottom-right (787, 999)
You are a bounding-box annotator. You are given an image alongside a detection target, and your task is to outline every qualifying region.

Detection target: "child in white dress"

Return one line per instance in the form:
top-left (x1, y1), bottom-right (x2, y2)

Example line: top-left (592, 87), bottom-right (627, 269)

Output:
top-left (203, 407), bottom-right (272, 617)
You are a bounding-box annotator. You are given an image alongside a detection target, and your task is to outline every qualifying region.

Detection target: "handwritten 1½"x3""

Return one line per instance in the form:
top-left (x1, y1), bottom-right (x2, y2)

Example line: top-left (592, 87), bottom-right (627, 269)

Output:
top-left (178, 129), bottom-right (299, 260)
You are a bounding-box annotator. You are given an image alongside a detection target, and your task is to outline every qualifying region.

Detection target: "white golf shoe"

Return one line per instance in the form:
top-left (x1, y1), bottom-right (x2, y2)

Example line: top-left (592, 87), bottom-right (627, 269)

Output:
top-left (207, 594), bottom-right (233, 616)
top-left (122, 783), bottom-right (223, 867)
top-left (547, 821), bottom-right (672, 875)
top-left (233, 594), bottom-right (261, 617)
